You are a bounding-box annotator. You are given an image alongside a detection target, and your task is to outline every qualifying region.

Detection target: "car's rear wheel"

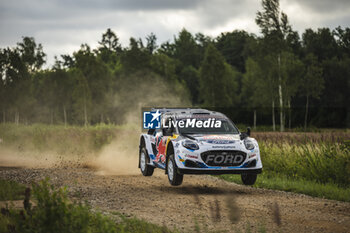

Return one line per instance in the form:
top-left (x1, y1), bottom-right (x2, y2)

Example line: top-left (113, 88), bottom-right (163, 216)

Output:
top-left (140, 147), bottom-right (154, 176)
top-left (241, 173), bottom-right (257, 185)
top-left (167, 154), bottom-right (183, 186)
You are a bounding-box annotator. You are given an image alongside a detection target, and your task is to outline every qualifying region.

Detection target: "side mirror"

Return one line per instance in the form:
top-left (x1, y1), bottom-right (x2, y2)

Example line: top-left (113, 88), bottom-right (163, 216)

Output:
top-left (240, 132), bottom-right (248, 140)
top-left (240, 127), bottom-right (251, 140)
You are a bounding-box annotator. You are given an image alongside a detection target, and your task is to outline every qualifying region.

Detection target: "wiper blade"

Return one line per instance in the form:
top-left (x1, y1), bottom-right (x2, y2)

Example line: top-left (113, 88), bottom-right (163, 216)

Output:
top-left (181, 133), bottom-right (196, 140)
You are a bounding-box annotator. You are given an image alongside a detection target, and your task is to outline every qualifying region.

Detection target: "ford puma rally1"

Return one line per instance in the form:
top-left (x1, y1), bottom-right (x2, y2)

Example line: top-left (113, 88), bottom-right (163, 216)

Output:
top-left (139, 109), bottom-right (262, 186)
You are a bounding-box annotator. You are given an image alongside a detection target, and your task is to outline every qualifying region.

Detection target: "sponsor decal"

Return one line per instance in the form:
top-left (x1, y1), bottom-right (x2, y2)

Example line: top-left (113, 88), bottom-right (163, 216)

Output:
top-left (203, 135), bottom-right (236, 140)
top-left (212, 145), bottom-right (236, 149)
top-left (143, 110), bottom-right (222, 129)
top-left (155, 137), bottom-right (167, 163)
top-left (206, 139), bottom-right (235, 144)
top-left (249, 153), bottom-right (256, 159)
top-left (205, 154), bottom-right (244, 165)
top-left (202, 135), bottom-right (236, 144)
top-left (185, 154), bottom-right (198, 159)
top-left (143, 110), bottom-right (161, 129)
top-left (163, 118), bottom-right (222, 128)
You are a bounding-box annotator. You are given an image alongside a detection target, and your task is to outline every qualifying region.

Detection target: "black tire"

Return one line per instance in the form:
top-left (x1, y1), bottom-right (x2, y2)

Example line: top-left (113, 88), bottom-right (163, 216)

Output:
top-left (241, 173), bottom-right (257, 185)
top-left (139, 147), bottom-right (154, 176)
top-left (167, 154), bottom-right (183, 186)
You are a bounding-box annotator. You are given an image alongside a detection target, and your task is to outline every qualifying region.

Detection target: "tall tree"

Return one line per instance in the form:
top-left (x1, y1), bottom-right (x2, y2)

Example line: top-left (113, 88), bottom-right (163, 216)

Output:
top-left (280, 51), bottom-right (304, 129)
top-left (17, 37), bottom-right (45, 73)
top-left (96, 28), bottom-right (121, 66)
top-left (241, 57), bottom-right (268, 129)
top-left (256, 0), bottom-right (293, 131)
top-left (302, 28), bottom-right (338, 61)
top-left (0, 37), bottom-right (45, 124)
top-left (215, 30), bottom-right (254, 73)
top-left (301, 54), bottom-right (324, 130)
top-left (146, 33), bottom-right (158, 54)
top-left (121, 37), bottom-right (151, 72)
top-left (74, 44), bottom-right (113, 124)
top-left (199, 44), bottom-right (237, 107)
top-left (180, 66), bottom-right (200, 104)
top-left (71, 68), bottom-right (91, 126)
top-left (174, 29), bottom-right (200, 68)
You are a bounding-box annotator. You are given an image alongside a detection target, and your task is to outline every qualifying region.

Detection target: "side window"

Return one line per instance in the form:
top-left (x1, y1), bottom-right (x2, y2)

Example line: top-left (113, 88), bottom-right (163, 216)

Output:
top-left (147, 129), bottom-right (155, 135)
top-left (162, 117), bottom-right (174, 136)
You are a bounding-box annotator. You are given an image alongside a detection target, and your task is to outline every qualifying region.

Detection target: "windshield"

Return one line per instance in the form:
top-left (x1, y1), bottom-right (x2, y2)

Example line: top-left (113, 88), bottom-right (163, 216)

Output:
top-left (177, 118), bottom-right (239, 134)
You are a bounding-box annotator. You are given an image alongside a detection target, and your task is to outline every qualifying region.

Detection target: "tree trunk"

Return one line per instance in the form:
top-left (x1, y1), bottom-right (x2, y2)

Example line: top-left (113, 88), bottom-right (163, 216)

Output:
top-left (288, 100), bottom-right (291, 130)
top-left (304, 95), bottom-right (309, 131)
top-left (100, 113), bottom-right (104, 124)
top-left (253, 109), bottom-right (257, 130)
top-left (15, 110), bottom-right (19, 125)
top-left (63, 105), bottom-right (67, 127)
top-left (278, 54), bottom-right (284, 132)
top-left (272, 100), bottom-right (276, 131)
top-left (84, 97), bottom-right (88, 127)
top-left (2, 110), bottom-right (5, 123)
top-left (50, 109), bottom-right (53, 125)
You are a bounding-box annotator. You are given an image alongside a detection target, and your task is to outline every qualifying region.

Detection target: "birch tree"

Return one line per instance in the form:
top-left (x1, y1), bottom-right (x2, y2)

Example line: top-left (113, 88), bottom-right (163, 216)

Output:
top-left (256, 0), bottom-right (293, 131)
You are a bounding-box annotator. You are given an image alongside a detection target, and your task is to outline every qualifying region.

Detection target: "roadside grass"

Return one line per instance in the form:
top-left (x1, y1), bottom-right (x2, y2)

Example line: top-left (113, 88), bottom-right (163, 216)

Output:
top-left (220, 139), bottom-right (350, 202)
top-left (0, 178), bottom-right (178, 233)
top-left (110, 212), bottom-right (177, 233)
top-left (219, 171), bottom-right (350, 202)
top-left (0, 123), bottom-right (123, 155)
top-left (259, 142), bottom-right (350, 188)
top-left (0, 179), bottom-right (26, 201)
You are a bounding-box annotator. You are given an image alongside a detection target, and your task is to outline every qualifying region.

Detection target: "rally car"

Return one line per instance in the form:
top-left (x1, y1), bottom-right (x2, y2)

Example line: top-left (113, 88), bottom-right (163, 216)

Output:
top-left (139, 108), bottom-right (262, 186)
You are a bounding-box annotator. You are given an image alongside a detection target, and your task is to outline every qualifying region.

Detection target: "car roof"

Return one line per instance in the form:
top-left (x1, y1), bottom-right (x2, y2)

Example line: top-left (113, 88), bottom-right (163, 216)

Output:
top-left (154, 108), bottom-right (227, 119)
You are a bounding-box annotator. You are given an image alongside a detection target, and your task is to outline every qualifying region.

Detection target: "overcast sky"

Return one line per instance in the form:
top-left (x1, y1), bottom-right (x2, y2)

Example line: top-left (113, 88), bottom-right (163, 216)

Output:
top-left (1, 0), bottom-right (349, 66)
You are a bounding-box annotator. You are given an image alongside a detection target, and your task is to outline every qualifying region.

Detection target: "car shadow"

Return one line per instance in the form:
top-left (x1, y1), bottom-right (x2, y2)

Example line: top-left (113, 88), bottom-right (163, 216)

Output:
top-left (158, 184), bottom-right (253, 196)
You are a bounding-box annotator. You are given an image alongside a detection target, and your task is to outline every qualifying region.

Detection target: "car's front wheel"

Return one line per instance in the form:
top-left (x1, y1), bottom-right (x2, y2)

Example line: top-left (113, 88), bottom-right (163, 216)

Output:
top-left (167, 154), bottom-right (183, 186)
top-left (241, 173), bottom-right (257, 185)
top-left (140, 147), bottom-right (154, 176)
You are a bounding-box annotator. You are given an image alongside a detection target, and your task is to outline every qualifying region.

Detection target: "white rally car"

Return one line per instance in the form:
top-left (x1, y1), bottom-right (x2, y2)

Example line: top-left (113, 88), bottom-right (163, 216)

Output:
top-left (139, 109), bottom-right (262, 186)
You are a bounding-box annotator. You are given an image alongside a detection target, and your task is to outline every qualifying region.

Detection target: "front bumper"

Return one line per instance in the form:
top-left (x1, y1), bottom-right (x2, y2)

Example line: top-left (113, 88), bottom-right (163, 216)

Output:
top-left (178, 168), bottom-right (262, 175)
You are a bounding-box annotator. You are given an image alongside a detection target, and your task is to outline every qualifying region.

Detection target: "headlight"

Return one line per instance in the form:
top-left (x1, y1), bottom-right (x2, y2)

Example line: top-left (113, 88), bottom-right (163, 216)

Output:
top-left (244, 139), bottom-right (255, 150)
top-left (182, 139), bottom-right (199, 150)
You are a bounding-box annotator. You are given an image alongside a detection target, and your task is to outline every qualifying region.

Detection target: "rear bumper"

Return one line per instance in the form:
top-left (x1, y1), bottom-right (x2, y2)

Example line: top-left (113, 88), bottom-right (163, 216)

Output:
top-left (178, 168), bottom-right (262, 175)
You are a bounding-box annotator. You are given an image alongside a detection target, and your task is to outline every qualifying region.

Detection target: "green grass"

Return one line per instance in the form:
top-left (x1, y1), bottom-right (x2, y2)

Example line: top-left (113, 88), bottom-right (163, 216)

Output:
top-left (219, 139), bottom-right (350, 202)
top-left (0, 123), bottom-right (121, 155)
top-left (0, 178), bottom-right (26, 201)
top-left (219, 171), bottom-right (350, 202)
top-left (0, 178), bottom-right (177, 233)
top-left (111, 212), bottom-right (177, 233)
top-left (259, 142), bottom-right (350, 187)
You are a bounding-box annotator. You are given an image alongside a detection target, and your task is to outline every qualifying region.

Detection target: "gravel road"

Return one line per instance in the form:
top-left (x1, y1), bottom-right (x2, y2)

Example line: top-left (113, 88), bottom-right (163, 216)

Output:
top-left (1, 166), bottom-right (349, 233)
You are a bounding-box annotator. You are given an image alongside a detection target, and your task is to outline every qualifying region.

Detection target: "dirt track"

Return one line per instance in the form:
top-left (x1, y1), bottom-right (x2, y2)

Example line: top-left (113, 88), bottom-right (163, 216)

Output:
top-left (1, 166), bottom-right (349, 233)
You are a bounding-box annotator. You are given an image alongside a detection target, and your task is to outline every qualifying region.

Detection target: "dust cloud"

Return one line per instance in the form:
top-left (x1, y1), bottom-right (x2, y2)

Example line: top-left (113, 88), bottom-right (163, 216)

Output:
top-left (0, 73), bottom-right (191, 176)
top-left (90, 130), bottom-right (141, 175)
top-left (89, 74), bottom-right (190, 176)
top-left (0, 147), bottom-right (88, 169)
